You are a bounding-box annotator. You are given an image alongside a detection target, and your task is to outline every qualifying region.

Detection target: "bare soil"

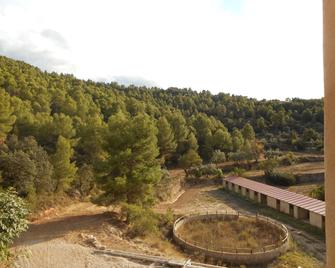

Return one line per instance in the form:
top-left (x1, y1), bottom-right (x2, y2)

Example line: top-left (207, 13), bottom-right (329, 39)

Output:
top-left (12, 202), bottom-right (183, 268)
top-left (13, 239), bottom-right (147, 268)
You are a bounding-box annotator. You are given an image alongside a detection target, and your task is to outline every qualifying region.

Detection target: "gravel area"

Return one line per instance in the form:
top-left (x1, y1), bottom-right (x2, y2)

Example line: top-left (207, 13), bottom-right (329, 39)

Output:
top-left (14, 239), bottom-right (147, 268)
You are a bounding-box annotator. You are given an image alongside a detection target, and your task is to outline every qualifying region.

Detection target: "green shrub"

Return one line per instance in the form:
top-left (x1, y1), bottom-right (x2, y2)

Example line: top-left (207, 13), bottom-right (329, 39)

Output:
top-left (188, 164), bottom-right (222, 178)
top-left (159, 208), bottom-right (175, 236)
top-left (193, 168), bottom-right (203, 178)
top-left (260, 158), bottom-right (279, 172)
top-left (231, 167), bottom-right (246, 177)
top-left (265, 171), bottom-right (296, 186)
top-left (155, 170), bottom-right (174, 201)
top-left (280, 152), bottom-right (297, 166)
top-left (264, 149), bottom-right (283, 159)
top-left (211, 150), bottom-right (226, 165)
top-left (309, 185), bottom-right (324, 201)
top-left (0, 189), bottom-right (28, 260)
top-left (121, 203), bottom-right (158, 237)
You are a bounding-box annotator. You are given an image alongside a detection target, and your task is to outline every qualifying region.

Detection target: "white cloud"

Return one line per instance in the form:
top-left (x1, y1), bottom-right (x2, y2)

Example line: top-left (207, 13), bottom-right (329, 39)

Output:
top-left (0, 0), bottom-right (323, 100)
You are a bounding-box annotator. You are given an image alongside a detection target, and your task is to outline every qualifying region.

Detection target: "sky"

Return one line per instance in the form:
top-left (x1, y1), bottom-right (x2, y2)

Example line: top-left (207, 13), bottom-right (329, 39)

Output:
top-left (0, 0), bottom-right (324, 100)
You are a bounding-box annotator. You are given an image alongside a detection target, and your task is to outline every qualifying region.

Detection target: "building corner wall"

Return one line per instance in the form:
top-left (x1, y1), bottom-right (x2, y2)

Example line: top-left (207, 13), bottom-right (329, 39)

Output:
top-left (324, 0), bottom-right (335, 266)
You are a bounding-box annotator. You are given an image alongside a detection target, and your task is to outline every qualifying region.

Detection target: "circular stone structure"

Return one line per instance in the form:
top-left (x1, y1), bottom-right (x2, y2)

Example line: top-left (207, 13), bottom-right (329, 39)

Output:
top-left (173, 213), bottom-right (289, 265)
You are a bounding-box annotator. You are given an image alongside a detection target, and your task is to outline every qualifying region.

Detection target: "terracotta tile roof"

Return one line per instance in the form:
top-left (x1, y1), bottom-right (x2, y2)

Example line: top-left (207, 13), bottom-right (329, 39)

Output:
top-left (224, 176), bottom-right (325, 216)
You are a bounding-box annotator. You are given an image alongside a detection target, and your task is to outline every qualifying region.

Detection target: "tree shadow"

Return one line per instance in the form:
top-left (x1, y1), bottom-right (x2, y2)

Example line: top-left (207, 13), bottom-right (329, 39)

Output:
top-left (14, 211), bottom-right (123, 246)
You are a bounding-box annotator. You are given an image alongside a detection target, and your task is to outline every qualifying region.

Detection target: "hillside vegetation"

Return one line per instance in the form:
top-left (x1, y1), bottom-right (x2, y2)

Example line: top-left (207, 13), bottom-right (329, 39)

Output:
top-left (0, 54), bottom-right (325, 264)
top-left (0, 55), bottom-right (324, 209)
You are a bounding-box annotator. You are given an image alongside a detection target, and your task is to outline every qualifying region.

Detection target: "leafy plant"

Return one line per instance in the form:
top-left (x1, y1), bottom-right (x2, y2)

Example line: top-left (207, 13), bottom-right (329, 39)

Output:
top-left (280, 152), bottom-right (297, 166)
top-left (310, 185), bottom-right (324, 201)
top-left (265, 171), bottom-right (296, 186)
top-left (120, 203), bottom-right (159, 237)
top-left (231, 167), bottom-right (246, 177)
top-left (0, 189), bottom-right (28, 260)
top-left (188, 164), bottom-right (223, 179)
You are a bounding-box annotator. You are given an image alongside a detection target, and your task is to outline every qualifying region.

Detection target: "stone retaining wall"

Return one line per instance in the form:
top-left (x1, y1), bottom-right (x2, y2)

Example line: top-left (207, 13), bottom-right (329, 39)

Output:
top-left (173, 213), bottom-right (289, 265)
top-left (295, 172), bottom-right (324, 183)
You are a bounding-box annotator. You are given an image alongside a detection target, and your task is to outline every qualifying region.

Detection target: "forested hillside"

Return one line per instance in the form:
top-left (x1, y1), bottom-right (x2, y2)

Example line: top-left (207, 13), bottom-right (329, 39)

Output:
top-left (0, 55), bottom-right (324, 210)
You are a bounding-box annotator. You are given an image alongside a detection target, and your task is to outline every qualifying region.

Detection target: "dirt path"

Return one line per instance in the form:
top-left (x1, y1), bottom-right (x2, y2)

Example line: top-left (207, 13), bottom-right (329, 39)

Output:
top-left (12, 202), bottom-right (181, 268)
top-left (155, 185), bottom-right (234, 215)
top-left (15, 203), bottom-right (109, 246)
top-left (14, 239), bottom-right (147, 268)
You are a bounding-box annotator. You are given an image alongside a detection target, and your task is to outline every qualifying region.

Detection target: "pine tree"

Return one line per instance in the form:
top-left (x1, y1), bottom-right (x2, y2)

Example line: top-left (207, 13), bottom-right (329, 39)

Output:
top-left (212, 129), bottom-right (232, 152)
top-left (76, 115), bottom-right (107, 165)
top-left (166, 111), bottom-right (188, 158)
top-left (232, 128), bottom-right (244, 151)
top-left (184, 132), bottom-right (199, 152)
top-left (52, 136), bottom-right (77, 192)
top-left (97, 112), bottom-right (162, 206)
top-left (0, 150), bottom-right (37, 199)
top-left (156, 116), bottom-right (177, 163)
top-left (179, 149), bottom-right (202, 176)
top-left (242, 123), bottom-right (255, 141)
top-left (0, 89), bottom-right (16, 142)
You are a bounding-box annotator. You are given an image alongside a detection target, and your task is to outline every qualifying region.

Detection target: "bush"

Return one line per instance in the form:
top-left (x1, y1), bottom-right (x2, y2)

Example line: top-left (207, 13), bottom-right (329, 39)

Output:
top-left (188, 164), bottom-right (222, 178)
top-left (0, 189), bottom-right (29, 260)
top-left (265, 171), bottom-right (296, 186)
top-left (260, 158), bottom-right (279, 172)
top-left (309, 185), bottom-right (324, 201)
top-left (211, 150), bottom-right (226, 165)
top-left (231, 167), bottom-right (246, 177)
top-left (264, 149), bottom-right (283, 159)
top-left (155, 170), bottom-right (174, 201)
top-left (120, 203), bottom-right (158, 237)
top-left (158, 208), bottom-right (175, 236)
top-left (280, 152), bottom-right (297, 166)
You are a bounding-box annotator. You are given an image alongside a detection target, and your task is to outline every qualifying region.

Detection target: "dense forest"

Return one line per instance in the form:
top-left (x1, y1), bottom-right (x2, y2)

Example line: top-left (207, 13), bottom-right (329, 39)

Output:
top-left (0, 55), bottom-right (324, 211)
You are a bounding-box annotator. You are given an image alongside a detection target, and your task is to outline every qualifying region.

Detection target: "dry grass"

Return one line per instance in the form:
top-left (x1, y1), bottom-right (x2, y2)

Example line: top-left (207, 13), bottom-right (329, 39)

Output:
top-left (277, 162), bottom-right (324, 174)
top-left (269, 241), bottom-right (324, 268)
top-left (284, 182), bottom-right (323, 196)
top-left (177, 217), bottom-right (284, 250)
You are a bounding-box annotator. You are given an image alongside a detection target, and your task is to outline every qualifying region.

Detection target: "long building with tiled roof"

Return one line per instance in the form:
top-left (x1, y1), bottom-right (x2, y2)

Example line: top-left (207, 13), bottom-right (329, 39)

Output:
top-left (223, 176), bottom-right (325, 229)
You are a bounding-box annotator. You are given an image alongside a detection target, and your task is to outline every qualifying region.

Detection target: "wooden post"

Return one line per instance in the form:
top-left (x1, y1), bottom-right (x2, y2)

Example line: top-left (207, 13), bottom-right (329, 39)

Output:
top-left (324, 1), bottom-right (335, 267)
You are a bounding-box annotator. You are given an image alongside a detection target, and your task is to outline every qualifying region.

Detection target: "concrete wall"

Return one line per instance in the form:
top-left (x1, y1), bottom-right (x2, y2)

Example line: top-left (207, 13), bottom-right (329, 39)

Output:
top-left (310, 212), bottom-right (323, 229)
top-left (280, 201), bottom-right (290, 214)
top-left (295, 172), bottom-right (324, 183)
top-left (228, 182), bottom-right (233, 191)
top-left (241, 187), bottom-right (247, 197)
top-left (294, 206), bottom-right (309, 220)
top-left (267, 197), bottom-right (277, 210)
top-left (249, 190), bottom-right (255, 201)
top-left (173, 214), bottom-right (289, 265)
top-left (234, 184), bottom-right (241, 194)
top-left (324, 1), bottom-right (335, 265)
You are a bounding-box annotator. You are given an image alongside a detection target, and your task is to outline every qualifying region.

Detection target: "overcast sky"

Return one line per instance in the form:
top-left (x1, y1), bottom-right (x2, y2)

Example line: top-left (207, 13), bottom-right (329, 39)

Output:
top-left (0, 0), bottom-right (323, 100)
